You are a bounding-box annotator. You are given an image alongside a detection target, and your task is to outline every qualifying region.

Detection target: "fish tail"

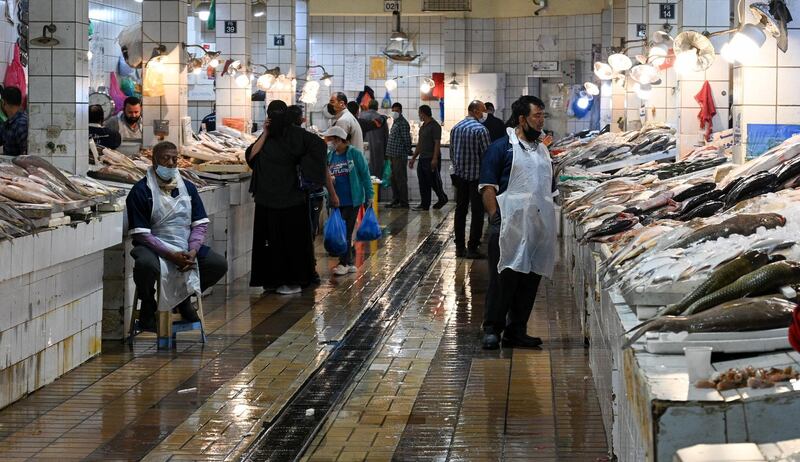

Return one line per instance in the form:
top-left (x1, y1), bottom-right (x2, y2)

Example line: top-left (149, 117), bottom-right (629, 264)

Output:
top-left (621, 318), bottom-right (666, 349)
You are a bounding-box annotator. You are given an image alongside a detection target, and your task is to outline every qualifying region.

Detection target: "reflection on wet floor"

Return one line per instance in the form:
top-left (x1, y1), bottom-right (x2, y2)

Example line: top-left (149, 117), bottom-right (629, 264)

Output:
top-left (0, 207), bottom-right (608, 461)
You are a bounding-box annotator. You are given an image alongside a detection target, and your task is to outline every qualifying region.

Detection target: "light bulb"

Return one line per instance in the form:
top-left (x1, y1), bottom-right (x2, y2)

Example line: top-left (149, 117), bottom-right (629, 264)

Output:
top-left (235, 73), bottom-right (250, 87)
top-left (257, 74), bottom-right (275, 90)
top-left (322, 77), bottom-right (332, 86)
top-left (721, 24), bottom-right (766, 64)
top-left (196, 1), bottom-right (212, 21)
top-left (674, 49), bottom-right (697, 75)
top-left (193, 67), bottom-right (202, 75)
top-left (633, 82), bottom-right (652, 100)
top-left (198, 11), bottom-right (210, 21)
top-left (648, 43), bottom-right (669, 67)
top-left (420, 79), bottom-right (432, 92)
top-left (208, 58), bottom-right (220, 68)
top-left (385, 79), bottom-right (398, 91)
top-left (576, 95), bottom-right (591, 110)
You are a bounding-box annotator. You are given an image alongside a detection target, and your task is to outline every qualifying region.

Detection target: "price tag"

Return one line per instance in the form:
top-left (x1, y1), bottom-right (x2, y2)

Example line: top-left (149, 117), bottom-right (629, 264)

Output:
top-left (224, 20), bottom-right (237, 34)
top-left (384, 0), bottom-right (401, 12)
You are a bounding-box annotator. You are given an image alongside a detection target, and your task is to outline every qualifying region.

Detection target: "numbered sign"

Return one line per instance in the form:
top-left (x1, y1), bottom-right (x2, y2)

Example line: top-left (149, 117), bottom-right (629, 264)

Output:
top-left (224, 20), bottom-right (237, 34)
top-left (274, 35), bottom-right (285, 46)
top-left (384, 0), bottom-right (401, 13)
top-left (659, 3), bottom-right (675, 20)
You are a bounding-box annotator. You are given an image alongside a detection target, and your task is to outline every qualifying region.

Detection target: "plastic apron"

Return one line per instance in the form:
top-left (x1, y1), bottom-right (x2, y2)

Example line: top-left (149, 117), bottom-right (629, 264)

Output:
top-left (496, 128), bottom-right (557, 279)
top-left (146, 169), bottom-right (201, 311)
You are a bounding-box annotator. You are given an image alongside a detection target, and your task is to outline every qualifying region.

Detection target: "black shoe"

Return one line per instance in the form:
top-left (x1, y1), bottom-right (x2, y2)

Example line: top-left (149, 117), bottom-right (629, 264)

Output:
top-left (412, 205), bottom-right (429, 211)
top-left (385, 202), bottom-right (399, 208)
top-left (397, 203), bottom-right (410, 209)
top-left (455, 247), bottom-right (466, 258)
top-left (138, 314), bottom-right (157, 332)
top-left (482, 333), bottom-right (500, 350)
top-left (432, 198), bottom-right (449, 209)
top-left (177, 300), bottom-right (201, 323)
top-left (466, 249), bottom-right (486, 260)
top-left (502, 333), bottom-right (543, 349)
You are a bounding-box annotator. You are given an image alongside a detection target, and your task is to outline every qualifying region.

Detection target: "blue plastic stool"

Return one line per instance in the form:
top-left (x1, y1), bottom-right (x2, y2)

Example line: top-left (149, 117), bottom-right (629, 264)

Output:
top-left (127, 285), bottom-right (207, 349)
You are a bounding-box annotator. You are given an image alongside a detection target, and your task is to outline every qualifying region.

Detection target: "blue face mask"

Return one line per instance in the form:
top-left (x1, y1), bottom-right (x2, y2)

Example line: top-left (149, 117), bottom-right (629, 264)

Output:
top-left (155, 165), bottom-right (178, 181)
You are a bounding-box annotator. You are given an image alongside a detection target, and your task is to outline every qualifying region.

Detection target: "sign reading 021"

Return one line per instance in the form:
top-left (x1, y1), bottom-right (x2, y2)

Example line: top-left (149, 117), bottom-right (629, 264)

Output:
top-left (384, 0), bottom-right (401, 13)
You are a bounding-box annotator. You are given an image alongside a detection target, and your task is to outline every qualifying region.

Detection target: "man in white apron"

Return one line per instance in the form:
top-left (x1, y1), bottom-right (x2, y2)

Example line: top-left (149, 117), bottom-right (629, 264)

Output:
top-left (104, 96), bottom-right (143, 142)
top-left (126, 142), bottom-right (228, 331)
top-left (478, 95), bottom-right (557, 350)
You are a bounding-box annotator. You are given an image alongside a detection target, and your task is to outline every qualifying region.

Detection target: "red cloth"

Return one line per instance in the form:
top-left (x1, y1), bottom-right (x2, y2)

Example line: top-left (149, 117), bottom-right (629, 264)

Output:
top-left (790, 306), bottom-right (800, 353)
top-left (4, 43), bottom-right (27, 107)
top-left (694, 80), bottom-right (717, 142)
top-left (432, 72), bottom-right (445, 99)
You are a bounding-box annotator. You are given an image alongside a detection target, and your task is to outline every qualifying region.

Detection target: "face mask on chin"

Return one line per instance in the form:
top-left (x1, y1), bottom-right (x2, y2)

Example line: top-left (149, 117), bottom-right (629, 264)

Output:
top-left (522, 121), bottom-right (541, 143)
top-left (124, 115), bottom-right (139, 126)
top-left (326, 103), bottom-right (336, 115)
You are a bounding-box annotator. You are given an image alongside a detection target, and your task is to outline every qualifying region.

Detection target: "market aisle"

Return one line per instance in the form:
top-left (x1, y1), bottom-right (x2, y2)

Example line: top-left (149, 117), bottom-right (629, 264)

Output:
top-left (0, 207), bottom-right (451, 462)
top-left (303, 243), bottom-right (609, 462)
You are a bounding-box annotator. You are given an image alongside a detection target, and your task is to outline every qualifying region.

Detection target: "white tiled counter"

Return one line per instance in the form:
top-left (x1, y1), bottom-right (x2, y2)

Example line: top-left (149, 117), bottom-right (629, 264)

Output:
top-left (101, 180), bottom-right (254, 339)
top-left (675, 438), bottom-right (800, 461)
top-left (566, 218), bottom-right (800, 462)
top-left (0, 212), bottom-right (124, 409)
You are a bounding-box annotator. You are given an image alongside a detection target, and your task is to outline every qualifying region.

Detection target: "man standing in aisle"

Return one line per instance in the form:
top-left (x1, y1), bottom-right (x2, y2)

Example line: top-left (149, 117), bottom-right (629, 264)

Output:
top-left (385, 103), bottom-right (411, 209)
top-left (482, 102), bottom-right (506, 142)
top-left (359, 99), bottom-right (389, 176)
top-left (0, 86), bottom-right (27, 156)
top-left (479, 95), bottom-right (556, 350)
top-left (409, 105), bottom-right (448, 211)
top-left (105, 96), bottom-right (143, 142)
top-left (450, 100), bottom-right (491, 259)
top-left (328, 92), bottom-right (364, 152)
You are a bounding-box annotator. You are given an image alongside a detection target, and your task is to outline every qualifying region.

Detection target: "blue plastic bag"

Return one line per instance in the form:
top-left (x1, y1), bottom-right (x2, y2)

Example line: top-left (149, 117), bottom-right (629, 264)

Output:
top-left (356, 207), bottom-right (382, 242)
top-left (324, 208), bottom-right (348, 256)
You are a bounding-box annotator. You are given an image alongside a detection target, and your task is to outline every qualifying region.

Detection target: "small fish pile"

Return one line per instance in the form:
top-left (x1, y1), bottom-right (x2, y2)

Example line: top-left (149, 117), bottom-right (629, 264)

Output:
top-left (183, 127), bottom-right (253, 165)
top-left (695, 366), bottom-right (800, 391)
top-left (555, 124), bottom-right (676, 171)
top-left (550, 129), bottom-right (600, 152)
top-left (87, 148), bottom-right (209, 188)
top-left (0, 156), bottom-right (116, 204)
top-left (0, 202), bottom-right (35, 240)
top-left (622, 296), bottom-right (796, 349)
top-left (720, 134), bottom-right (800, 188)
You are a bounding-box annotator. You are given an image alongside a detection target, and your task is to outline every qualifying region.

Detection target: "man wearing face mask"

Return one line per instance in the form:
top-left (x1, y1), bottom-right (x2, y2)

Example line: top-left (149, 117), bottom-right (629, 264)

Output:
top-left (327, 92), bottom-right (364, 153)
top-left (126, 141), bottom-right (228, 331)
top-left (478, 95), bottom-right (556, 350)
top-left (450, 100), bottom-right (491, 259)
top-left (105, 96), bottom-right (143, 142)
top-left (385, 103), bottom-right (411, 209)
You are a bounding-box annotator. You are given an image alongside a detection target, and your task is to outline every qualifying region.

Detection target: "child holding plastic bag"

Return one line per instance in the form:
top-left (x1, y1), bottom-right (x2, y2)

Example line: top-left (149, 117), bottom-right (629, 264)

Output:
top-left (322, 126), bottom-right (374, 276)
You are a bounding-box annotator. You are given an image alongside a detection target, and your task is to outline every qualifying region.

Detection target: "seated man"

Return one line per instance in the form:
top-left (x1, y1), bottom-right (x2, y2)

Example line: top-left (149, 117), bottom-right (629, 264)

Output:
top-left (126, 141), bottom-right (227, 330)
top-left (88, 104), bottom-right (122, 149)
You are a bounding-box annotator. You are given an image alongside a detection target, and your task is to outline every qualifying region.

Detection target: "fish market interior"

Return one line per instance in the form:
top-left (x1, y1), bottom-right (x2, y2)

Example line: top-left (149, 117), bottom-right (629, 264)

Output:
top-left (6, 0), bottom-right (800, 460)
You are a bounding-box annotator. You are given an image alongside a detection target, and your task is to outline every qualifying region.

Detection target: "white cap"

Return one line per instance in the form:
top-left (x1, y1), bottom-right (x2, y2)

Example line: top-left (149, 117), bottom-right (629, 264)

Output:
top-left (321, 126), bottom-right (348, 139)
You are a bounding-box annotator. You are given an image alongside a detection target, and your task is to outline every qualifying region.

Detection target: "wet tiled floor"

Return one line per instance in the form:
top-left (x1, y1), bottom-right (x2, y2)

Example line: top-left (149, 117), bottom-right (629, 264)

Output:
top-left (0, 207), bottom-right (609, 461)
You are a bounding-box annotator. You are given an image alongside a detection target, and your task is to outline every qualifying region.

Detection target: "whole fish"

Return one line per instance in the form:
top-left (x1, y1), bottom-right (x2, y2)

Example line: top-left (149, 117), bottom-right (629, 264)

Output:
top-left (0, 182), bottom-right (64, 204)
top-left (678, 189), bottom-right (724, 214)
top-left (724, 172), bottom-right (777, 208)
top-left (622, 296), bottom-right (796, 349)
top-left (680, 201), bottom-right (724, 221)
top-left (12, 155), bottom-right (84, 196)
top-left (658, 251), bottom-right (783, 317)
top-left (774, 155), bottom-right (800, 183)
top-left (623, 191), bottom-right (674, 215)
top-left (87, 166), bottom-right (144, 184)
top-left (684, 260), bottom-right (800, 315)
top-left (669, 213), bottom-right (786, 249)
top-left (584, 217), bottom-right (639, 242)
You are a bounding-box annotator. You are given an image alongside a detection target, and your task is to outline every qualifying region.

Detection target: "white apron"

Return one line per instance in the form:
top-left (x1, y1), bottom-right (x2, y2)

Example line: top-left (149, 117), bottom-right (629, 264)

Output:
top-left (146, 168), bottom-right (201, 311)
top-left (496, 128), bottom-right (557, 279)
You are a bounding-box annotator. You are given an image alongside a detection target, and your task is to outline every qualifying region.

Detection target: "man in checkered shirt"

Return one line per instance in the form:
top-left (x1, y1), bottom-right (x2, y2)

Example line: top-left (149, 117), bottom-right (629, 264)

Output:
top-left (449, 100), bottom-right (491, 259)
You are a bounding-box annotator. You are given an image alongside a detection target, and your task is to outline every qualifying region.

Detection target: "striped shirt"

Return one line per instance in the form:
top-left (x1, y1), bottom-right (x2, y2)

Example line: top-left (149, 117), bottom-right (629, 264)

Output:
top-left (386, 115), bottom-right (412, 158)
top-left (450, 116), bottom-right (491, 181)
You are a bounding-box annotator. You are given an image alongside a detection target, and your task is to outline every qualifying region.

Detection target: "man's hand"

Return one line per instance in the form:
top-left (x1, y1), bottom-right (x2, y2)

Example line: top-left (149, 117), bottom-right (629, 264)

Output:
top-left (431, 157), bottom-right (439, 170)
top-left (543, 134), bottom-right (554, 147)
top-left (408, 158), bottom-right (416, 169)
top-left (329, 193), bottom-right (341, 208)
top-left (169, 251), bottom-right (196, 272)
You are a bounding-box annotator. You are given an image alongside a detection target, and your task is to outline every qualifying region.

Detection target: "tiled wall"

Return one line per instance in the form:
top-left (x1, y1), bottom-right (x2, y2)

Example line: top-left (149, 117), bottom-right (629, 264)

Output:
top-left (732, 0), bottom-right (800, 162)
top-left (0, 2), bottom-right (21, 88)
top-left (88, 0), bottom-right (141, 92)
top-left (215, 0), bottom-right (252, 130)
top-left (610, 0), bottom-right (626, 131)
top-left (676, 0), bottom-right (730, 156)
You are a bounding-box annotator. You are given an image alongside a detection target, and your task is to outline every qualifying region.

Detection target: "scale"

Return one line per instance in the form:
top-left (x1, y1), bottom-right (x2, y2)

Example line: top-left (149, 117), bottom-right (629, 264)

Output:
top-left (89, 90), bottom-right (115, 121)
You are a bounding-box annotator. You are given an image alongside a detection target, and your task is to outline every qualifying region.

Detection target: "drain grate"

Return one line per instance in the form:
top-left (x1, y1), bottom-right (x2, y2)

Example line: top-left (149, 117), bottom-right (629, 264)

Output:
top-left (243, 224), bottom-right (451, 462)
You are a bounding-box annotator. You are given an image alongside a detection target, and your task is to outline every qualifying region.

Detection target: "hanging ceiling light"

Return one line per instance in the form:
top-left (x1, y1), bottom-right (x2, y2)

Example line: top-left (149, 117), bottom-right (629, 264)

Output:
top-left (235, 73), bottom-right (250, 88)
top-left (252, 0), bottom-right (267, 17)
top-left (448, 73), bottom-right (459, 90)
top-left (593, 62), bottom-right (614, 81)
top-left (608, 53), bottom-right (633, 72)
top-left (300, 80), bottom-right (320, 105)
top-left (648, 42), bottom-right (671, 66)
top-left (672, 30), bottom-right (715, 75)
top-left (720, 23), bottom-right (766, 64)
top-left (629, 64), bottom-right (659, 85)
top-left (384, 11), bottom-right (420, 62)
top-left (584, 82), bottom-right (600, 96)
top-left (420, 77), bottom-right (434, 93)
top-left (196, 1), bottom-right (212, 22)
top-left (633, 82), bottom-right (652, 100)
top-left (575, 91), bottom-right (592, 110)
top-left (384, 78), bottom-right (398, 91)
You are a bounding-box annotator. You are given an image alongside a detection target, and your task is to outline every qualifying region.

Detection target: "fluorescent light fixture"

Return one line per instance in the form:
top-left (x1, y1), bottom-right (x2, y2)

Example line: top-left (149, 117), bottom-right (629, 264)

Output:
top-left (196, 1), bottom-right (212, 22)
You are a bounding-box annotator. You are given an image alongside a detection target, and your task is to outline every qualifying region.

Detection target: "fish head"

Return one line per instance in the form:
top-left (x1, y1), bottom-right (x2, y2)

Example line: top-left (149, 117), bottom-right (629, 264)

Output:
top-left (743, 250), bottom-right (773, 266)
top-left (762, 213), bottom-right (787, 228)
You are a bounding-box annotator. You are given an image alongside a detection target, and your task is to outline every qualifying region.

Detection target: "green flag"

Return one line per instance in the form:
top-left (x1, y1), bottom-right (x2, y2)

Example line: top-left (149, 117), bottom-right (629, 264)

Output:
top-left (207, 0), bottom-right (216, 30)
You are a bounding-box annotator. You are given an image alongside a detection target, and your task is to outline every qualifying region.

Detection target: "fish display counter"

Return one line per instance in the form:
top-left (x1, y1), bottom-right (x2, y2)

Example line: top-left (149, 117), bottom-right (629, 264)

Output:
top-left (558, 134), bottom-right (800, 461)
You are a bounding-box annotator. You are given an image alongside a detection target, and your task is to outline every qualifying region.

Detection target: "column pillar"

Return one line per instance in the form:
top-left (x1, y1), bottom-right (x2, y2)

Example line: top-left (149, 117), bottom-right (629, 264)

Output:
top-left (215, 0), bottom-right (252, 131)
top-left (610, 0), bottom-right (626, 131)
top-left (265, 0), bottom-right (296, 104)
top-left (28, 0), bottom-right (90, 174)
top-left (141, 0), bottom-right (188, 147)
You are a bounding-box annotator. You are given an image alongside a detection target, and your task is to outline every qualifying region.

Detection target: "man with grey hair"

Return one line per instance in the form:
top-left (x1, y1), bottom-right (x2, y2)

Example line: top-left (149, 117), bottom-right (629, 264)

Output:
top-left (359, 99), bottom-right (389, 176)
top-left (328, 92), bottom-right (364, 153)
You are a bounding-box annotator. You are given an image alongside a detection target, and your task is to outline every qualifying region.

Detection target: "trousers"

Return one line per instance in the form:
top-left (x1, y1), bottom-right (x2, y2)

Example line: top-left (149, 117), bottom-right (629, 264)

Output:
top-left (483, 226), bottom-right (542, 336)
top-left (452, 175), bottom-right (484, 250)
top-left (389, 156), bottom-right (409, 205)
top-left (416, 157), bottom-right (447, 208)
top-left (131, 245), bottom-right (228, 313)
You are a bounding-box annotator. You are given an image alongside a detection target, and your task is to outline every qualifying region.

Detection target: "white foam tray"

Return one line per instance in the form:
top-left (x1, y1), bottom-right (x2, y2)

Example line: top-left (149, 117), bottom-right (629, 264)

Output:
top-left (644, 328), bottom-right (790, 355)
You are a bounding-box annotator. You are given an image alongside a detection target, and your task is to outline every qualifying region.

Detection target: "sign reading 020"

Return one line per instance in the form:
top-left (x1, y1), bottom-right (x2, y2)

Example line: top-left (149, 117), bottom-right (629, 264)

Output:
top-left (384, 0), bottom-right (401, 13)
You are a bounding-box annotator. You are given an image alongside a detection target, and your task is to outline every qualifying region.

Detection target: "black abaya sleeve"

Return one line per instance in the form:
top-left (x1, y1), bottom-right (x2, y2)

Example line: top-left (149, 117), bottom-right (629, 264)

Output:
top-left (300, 131), bottom-right (328, 186)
